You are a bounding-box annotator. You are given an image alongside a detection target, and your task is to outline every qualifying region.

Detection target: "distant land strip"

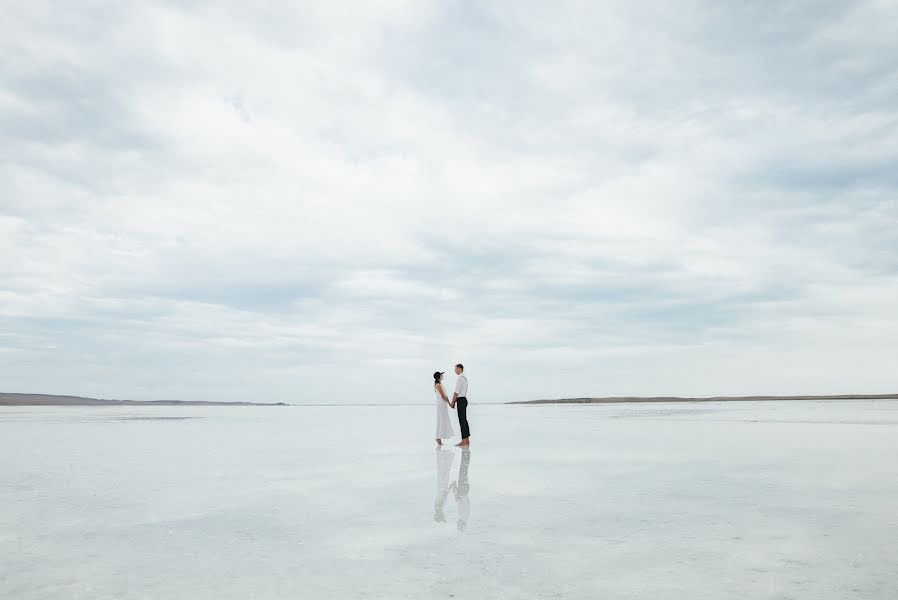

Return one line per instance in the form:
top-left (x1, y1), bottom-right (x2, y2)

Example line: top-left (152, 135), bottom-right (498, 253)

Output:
top-left (0, 393), bottom-right (287, 406)
top-left (510, 394), bottom-right (898, 404)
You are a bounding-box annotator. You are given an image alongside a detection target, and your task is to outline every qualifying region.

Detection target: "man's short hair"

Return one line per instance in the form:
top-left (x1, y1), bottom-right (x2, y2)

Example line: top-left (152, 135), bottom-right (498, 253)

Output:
top-left (455, 363), bottom-right (464, 371)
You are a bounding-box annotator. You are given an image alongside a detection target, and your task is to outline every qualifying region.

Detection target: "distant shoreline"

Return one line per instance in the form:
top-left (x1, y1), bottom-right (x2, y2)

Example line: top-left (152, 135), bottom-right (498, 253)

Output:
top-left (509, 394), bottom-right (898, 404)
top-left (0, 393), bottom-right (287, 407)
top-left (4, 391), bottom-right (897, 407)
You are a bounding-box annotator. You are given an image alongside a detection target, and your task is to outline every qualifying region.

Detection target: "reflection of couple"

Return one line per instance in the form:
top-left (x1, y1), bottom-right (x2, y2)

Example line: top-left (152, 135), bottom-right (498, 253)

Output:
top-left (433, 364), bottom-right (470, 446)
top-left (434, 447), bottom-right (471, 531)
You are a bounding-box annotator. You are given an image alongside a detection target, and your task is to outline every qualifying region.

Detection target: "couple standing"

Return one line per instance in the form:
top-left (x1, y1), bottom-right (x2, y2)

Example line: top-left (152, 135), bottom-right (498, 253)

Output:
top-left (433, 363), bottom-right (470, 446)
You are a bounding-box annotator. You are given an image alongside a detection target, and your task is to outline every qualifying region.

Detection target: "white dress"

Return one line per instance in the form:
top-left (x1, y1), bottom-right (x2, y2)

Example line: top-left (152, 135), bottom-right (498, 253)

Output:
top-left (435, 386), bottom-right (454, 439)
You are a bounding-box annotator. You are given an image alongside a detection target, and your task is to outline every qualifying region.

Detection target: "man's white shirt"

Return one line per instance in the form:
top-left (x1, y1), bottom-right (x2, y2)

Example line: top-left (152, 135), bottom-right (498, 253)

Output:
top-left (454, 374), bottom-right (468, 397)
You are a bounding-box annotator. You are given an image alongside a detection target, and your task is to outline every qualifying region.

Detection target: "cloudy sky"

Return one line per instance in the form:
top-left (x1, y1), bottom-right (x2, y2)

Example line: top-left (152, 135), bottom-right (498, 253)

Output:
top-left (2, 1), bottom-right (896, 404)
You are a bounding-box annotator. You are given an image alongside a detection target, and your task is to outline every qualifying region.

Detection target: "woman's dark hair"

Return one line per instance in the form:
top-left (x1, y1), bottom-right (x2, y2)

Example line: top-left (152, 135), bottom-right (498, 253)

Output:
top-left (433, 371), bottom-right (443, 385)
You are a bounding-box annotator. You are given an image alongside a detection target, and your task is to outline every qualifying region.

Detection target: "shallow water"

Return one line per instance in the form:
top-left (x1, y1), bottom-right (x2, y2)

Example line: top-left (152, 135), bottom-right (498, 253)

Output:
top-left (2, 401), bottom-right (897, 599)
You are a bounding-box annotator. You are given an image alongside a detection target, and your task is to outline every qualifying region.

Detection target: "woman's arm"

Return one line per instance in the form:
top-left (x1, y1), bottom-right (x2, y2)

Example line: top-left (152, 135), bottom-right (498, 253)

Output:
top-left (435, 383), bottom-right (450, 402)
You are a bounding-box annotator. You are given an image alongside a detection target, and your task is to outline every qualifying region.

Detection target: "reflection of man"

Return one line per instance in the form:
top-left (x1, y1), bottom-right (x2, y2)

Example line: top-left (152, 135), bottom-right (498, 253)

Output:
top-left (434, 447), bottom-right (454, 522)
top-left (451, 448), bottom-right (471, 531)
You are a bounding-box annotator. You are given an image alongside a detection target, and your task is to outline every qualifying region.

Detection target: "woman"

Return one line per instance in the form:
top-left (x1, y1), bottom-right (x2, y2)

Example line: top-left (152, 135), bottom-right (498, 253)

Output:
top-left (433, 371), bottom-right (454, 445)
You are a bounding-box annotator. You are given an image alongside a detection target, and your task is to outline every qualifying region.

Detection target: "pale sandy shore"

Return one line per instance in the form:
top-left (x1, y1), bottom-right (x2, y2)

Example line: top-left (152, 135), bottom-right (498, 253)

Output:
top-left (510, 393), bottom-right (898, 404)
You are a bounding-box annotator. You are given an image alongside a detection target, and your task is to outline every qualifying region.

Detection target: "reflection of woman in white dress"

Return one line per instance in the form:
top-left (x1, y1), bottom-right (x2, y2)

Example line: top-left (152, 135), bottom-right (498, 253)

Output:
top-left (434, 371), bottom-right (454, 445)
top-left (434, 447), bottom-right (454, 522)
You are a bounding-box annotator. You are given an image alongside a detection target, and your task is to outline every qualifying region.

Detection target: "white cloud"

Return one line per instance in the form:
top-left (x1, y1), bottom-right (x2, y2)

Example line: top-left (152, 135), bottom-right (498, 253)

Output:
top-left (1, 1), bottom-right (897, 403)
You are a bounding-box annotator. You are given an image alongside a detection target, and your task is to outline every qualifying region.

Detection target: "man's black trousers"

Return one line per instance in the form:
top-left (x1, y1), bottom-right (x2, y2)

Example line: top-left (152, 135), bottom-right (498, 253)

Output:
top-left (457, 397), bottom-right (470, 439)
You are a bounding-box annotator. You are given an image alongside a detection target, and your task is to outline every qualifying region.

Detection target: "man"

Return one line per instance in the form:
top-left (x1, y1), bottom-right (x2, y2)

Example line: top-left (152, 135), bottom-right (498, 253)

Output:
top-left (450, 363), bottom-right (470, 446)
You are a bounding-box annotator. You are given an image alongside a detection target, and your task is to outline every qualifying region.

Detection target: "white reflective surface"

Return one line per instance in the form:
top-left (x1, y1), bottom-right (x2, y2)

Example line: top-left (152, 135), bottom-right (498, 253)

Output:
top-left (2, 401), bottom-right (897, 599)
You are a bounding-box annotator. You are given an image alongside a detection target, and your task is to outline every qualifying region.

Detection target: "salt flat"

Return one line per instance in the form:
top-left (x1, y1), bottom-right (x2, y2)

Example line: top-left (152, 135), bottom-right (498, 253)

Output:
top-left (2, 401), bottom-right (896, 599)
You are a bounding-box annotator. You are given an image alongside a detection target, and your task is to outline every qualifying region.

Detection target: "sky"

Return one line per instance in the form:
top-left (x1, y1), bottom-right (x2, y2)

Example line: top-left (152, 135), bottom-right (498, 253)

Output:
top-left (2, 1), bottom-right (897, 404)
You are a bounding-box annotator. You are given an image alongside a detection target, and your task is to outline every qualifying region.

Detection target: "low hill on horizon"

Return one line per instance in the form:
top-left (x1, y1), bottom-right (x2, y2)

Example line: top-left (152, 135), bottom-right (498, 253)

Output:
top-left (510, 393), bottom-right (898, 404)
top-left (0, 392), bottom-right (288, 406)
